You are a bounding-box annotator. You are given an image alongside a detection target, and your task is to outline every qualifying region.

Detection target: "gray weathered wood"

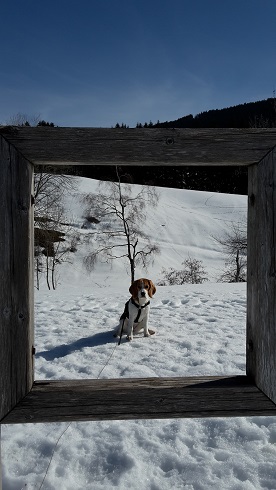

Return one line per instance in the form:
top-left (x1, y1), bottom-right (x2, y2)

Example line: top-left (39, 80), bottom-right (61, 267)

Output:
top-left (2, 376), bottom-right (276, 424)
top-left (1, 127), bottom-right (276, 166)
top-left (0, 135), bottom-right (34, 421)
top-left (247, 149), bottom-right (276, 403)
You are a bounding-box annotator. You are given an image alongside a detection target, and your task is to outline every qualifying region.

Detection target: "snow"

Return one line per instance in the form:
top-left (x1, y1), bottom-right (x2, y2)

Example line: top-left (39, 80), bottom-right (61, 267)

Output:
top-left (2, 178), bottom-right (276, 490)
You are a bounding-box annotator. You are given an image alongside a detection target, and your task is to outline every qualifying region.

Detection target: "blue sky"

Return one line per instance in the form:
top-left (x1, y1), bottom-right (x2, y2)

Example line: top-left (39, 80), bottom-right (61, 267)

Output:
top-left (1, 0), bottom-right (276, 127)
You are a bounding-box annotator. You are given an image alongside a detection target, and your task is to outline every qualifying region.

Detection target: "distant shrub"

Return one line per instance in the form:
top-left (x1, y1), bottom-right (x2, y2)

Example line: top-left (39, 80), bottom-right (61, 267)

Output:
top-left (158, 256), bottom-right (208, 285)
top-left (84, 216), bottom-right (100, 224)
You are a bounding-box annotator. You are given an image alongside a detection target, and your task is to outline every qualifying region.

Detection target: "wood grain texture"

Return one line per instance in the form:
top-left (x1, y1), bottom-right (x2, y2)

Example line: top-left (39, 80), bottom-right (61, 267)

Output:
top-left (1, 127), bottom-right (276, 166)
top-left (2, 376), bottom-right (276, 424)
top-left (0, 135), bottom-right (34, 421)
top-left (247, 150), bottom-right (276, 403)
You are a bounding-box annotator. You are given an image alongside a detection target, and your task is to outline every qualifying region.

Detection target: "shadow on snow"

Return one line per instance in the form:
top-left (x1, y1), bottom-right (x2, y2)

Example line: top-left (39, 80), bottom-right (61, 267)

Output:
top-left (36, 330), bottom-right (116, 361)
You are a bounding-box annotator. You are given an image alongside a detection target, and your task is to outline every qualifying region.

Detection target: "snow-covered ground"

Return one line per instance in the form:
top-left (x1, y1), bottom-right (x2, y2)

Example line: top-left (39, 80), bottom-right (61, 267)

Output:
top-left (2, 178), bottom-right (276, 490)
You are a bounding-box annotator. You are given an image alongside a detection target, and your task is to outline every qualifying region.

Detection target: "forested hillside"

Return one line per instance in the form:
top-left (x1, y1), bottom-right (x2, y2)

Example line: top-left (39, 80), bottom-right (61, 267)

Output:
top-left (153, 97), bottom-right (276, 129)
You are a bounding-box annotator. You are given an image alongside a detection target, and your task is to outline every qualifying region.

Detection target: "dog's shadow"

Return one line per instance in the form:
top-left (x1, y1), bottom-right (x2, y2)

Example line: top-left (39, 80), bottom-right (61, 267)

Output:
top-left (36, 331), bottom-right (116, 361)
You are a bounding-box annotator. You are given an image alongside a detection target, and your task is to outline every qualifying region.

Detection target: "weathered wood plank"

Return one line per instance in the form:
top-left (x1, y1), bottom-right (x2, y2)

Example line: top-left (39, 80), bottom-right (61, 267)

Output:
top-left (247, 149), bottom-right (276, 403)
top-left (1, 127), bottom-right (276, 166)
top-left (2, 376), bottom-right (276, 424)
top-left (0, 135), bottom-right (34, 421)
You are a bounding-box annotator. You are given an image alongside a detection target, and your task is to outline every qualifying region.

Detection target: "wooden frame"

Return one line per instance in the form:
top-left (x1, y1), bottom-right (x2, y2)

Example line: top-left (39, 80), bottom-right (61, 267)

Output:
top-left (1, 127), bottom-right (276, 427)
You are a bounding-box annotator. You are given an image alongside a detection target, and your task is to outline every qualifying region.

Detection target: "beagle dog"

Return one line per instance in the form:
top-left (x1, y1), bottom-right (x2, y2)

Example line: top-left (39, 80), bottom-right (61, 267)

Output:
top-left (114, 278), bottom-right (156, 341)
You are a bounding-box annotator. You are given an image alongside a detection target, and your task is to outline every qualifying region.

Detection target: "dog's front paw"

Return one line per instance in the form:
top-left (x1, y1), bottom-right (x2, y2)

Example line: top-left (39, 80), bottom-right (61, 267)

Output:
top-left (126, 335), bottom-right (133, 341)
top-left (144, 331), bottom-right (150, 337)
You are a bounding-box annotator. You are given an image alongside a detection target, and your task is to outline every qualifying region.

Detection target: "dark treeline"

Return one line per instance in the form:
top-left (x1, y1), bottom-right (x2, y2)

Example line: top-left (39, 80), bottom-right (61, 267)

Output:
top-left (152, 97), bottom-right (276, 129)
top-left (77, 165), bottom-right (247, 195)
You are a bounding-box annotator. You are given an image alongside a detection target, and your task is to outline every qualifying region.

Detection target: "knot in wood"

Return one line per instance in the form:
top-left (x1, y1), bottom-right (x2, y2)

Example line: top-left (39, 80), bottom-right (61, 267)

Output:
top-left (18, 200), bottom-right (28, 212)
top-left (3, 307), bottom-right (11, 319)
top-left (249, 193), bottom-right (255, 206)
top-left (166, 137), bottom-right (174, 146)
top-left (247, 339), bottom-right (254, 352)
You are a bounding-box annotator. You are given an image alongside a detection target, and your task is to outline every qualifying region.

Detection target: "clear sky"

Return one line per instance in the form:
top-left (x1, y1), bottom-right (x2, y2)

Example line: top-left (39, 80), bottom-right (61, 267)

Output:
top-left (1, 0), bottom-right (276, 127)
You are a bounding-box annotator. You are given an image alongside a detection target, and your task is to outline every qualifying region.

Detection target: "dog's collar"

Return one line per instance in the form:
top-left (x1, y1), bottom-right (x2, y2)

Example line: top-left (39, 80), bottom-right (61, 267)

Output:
top-left (131, 298), bottom-right (150, 309)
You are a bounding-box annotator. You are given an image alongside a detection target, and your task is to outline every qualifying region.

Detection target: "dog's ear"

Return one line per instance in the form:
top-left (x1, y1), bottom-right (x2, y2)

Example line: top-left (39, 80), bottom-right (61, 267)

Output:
top-left (148, 280), bottom-right (156, 298)
top-left (129, 280), bottom-right (138, 298)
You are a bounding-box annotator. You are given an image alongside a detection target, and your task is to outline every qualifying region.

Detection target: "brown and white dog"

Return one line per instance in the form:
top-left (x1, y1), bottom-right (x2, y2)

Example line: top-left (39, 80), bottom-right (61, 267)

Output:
top-left (114, 278), bottom-right (156, 341)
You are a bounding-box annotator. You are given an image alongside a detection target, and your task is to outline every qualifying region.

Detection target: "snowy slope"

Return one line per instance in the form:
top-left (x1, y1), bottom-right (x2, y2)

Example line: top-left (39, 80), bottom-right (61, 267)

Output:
top-left (2, 179), bottom-right (276, 490)
top-left (59, 177), bottom-right (247, 290)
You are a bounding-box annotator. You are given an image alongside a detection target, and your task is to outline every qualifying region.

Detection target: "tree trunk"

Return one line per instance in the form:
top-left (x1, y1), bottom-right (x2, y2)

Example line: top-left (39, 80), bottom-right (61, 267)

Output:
top-left (130, 259), bottom-right (135, 284)
top-left (235, 249), bottom-right (241, 282)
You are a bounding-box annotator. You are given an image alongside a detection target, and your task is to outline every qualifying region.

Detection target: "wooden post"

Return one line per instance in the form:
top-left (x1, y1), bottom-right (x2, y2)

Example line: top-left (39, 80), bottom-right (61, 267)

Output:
top-left (0, 135), bottom-right (34, 421)
top-left (247, 148), bottom-right (276, 403)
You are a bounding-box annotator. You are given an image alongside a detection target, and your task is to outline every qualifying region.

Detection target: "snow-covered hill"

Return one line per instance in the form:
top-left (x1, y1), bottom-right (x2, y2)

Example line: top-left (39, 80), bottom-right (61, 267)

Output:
top-left (3, 179), bottom-right (276, 490)
top-left (58, 177), bottom-right (247, 291)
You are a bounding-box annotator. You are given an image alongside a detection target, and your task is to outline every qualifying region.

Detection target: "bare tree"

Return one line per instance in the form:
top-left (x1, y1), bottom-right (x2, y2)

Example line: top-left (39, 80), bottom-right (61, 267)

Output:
top-left (5, 112), bottom-right (41, 127)
top-left (82, 170), bottom-right (160, 284)
top-left (33, 171), bottom-right (80, 289)
top-left (158, 256), bottom-right (208, 285)
top-left (5, 112), bottom-right (54, 127)
top-left (34, 172), bottom-right (78, 218)
top-left (34, 197), bottom-right (80, 290)
top-left (214, 222), bottom-right (247, 282)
